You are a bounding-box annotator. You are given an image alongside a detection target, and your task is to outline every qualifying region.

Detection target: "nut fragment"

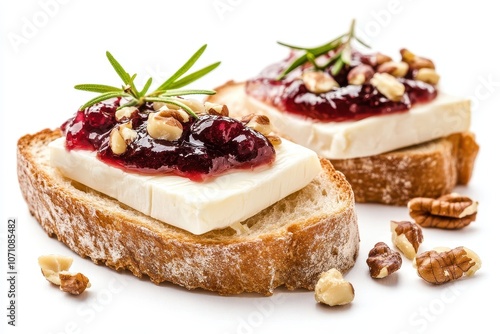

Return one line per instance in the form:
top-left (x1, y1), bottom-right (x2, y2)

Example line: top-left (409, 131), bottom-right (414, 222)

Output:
top-left (314, 268), bottom-right (355, 306)
top-left (366, 242), bottom-right (402, 278)
top-left (376, 61), bottom-right (409, 77)
top-left (391, 221), bottom-right (423, 260)
top-left (147, 111), bottom-right (184, 140)
top-left (400, 48), bottom-right (435, 69)
top-left (265, 135), bottom-right (282, 147)
top-left (38, 255), bottom-right (91, 294)
top-left (38, 254), bottom-right (73, 285)
top-left (241, 113), bottom-right (272, 135)
top-left (302, 70), bottom-right (339, 93)
top-left (59, 271), bottom-right (91, 295)
top-left (370, 73), bottom-right (406, 101)
top-left (375, 52), bottom-right (392, 65)
top-left (415, 68), bottom-right (440, 85)
top-left (109, 122), bottom-right (137, 155)
top-left (115, 106), bottom-right (138, 121)
top-left (414, 246), bottom-right (481, 285)
top-left (408, 193), bottom-right (478, 229)
top-left (204, 102), bottom-right (229, 116)
top-left (347, 64), bottom-right (375, 85)
top-left (156, 107), bottom-right (190, 123)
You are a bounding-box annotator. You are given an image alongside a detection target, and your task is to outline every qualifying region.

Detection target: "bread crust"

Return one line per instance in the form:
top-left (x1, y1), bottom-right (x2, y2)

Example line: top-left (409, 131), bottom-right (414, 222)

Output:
top-left (17, 129), bottom-right (359, 295)
top-left (208, 81), bottom-right (479, 205)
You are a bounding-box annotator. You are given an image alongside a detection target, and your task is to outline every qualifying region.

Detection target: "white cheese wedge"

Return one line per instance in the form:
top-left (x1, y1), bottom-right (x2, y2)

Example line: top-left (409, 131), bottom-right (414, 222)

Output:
top-left (49, 137), bottom-right (322, 235)
top-left (245, 92), bottom-right (470, 159)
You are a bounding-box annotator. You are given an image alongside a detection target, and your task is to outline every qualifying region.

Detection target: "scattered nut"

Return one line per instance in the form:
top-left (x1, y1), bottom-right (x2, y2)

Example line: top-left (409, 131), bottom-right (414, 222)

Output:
top-left (415, 68), bottom-right (440, 85)
top-left (204, 102), bottom-right (229, 116)
top-left (370, 73), bottom-right (406, 101)
top-left (38, 254), bottom-right (73, 285)
top-left (109, 122), bottom-right (137, 155)
top-left (347, 64), bottom-right (375, 85)
top-left (377, 61), bottom-right (409, 77)
top-left (115, 106), bottom-right (138, 121)
top-left (400, 48), bottom-right (435, 69)
top-left (302, 70), bottom-right (339, 93)
top-left (375, 52), bottom-right (393, 65)
top-left (265, 135), bottom-right (282, 147)
top-left (59, 271), bottom-right (91, 295)
top-left (414, 246), bottom-right (481, 285)
top-left (241, 113), bottom-right (272, 135)
top-left (156, 107), bottom-right (190, 123)
top-left (391, 221), bottom-right (423, 260)
top-left (38, 254), bottom-right (91, 294)
top-left (408, 193), bottom-right (478, 229)
top-left (366, 242), bottom-right (402, 278)
top-left (147, 111), bottom-right (184, 141)
top-left (314, 268), bottom-right (355, 306)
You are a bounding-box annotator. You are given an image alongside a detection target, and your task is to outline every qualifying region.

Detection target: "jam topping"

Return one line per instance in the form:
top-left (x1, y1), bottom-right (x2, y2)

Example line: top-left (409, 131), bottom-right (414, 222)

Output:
top-left (245, 50), bottom-right (438, 122)
top-left (62, 99), bottom-right (276, 182)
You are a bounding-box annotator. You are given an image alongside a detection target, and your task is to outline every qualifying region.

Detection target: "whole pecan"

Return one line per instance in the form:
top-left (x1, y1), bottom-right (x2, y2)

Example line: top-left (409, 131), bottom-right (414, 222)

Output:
top-left (408, 193), bottom-right (478, 229)
top-left (414, 246), bottom-right (481, 285)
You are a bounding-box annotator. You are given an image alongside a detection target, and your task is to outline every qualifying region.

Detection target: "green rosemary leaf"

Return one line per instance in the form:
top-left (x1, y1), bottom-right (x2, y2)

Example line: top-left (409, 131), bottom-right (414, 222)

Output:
top-left (139, 77), bottom-right (153, 97)
top-left (106, 51), bottom-right (132, 87)
top-left (145, 96), bottom-right (198, 119)
top-left (74, 84), bottom-right (122, 93)
top-left (276, 41), bottom-right (311, 51)
top-left (341, 44), bottom-right (352, 65)
top-left (331, 58), bottom-right (345, 76)
top-left (306, 52), bottom-right (319, 70)
top-left (158, 89), bottom-right (216, 97)
top-left (355, 36), bottom-right (371, 49)
top-left (276, 36), bottom-right (345, 80)
top-left (128, 73), bottom-right (140, 97)
top-left (155, 44), bottom-right (208, 92)
top-left (116, 98), bottom-right (139, 110)
top-left (80, 91), bottom-right (132, 110)
top-left (167, 62), bottom-right (221, 90)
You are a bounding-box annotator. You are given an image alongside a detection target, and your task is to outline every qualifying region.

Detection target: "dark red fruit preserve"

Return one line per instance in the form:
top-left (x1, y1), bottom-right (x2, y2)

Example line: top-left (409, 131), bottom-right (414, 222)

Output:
top-left (245, 51), bottom-right (437, 122)
top-left (62, 99), bottom-right (276, 181)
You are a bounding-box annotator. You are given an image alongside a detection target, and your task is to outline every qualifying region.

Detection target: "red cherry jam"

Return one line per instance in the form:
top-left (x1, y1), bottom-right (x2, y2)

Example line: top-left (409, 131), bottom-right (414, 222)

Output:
top-left (245, 51), bottom-right (437, 122)
top-left (62, 99), bottom-right (276, 181)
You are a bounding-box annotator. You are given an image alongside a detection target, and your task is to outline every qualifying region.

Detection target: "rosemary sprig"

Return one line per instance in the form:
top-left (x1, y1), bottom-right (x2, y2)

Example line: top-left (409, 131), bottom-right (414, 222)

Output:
top-left (75, 44), bottom-right (221, 118)
top-left (276, 19), bottom-right (370, 80)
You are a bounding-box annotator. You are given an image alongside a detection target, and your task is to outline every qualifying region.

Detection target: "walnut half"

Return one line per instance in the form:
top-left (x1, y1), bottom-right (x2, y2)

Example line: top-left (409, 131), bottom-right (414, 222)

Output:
top-left (408, 193), bottom-right (478, 229)
top-left (414, 246), bottom-right (481, 285)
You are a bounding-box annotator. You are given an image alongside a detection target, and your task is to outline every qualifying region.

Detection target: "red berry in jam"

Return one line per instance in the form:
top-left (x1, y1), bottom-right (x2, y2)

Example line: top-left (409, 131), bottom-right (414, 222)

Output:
top-left (62, 100), bottom-right (276, 181)
top-left (246, 50), bottom-right (437, 122)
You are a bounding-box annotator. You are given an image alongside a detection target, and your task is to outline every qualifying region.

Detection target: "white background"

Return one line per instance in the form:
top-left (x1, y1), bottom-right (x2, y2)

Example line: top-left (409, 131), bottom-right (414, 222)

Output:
top-left (1, 0), bottom-right (499, 333)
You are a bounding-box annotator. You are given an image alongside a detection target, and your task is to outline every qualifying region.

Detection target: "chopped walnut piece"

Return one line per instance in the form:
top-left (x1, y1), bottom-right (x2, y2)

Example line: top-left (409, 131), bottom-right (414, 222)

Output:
top-left (59, 271), bottom-right (91, 295)
top-left (302, 70), bottom-right (339, 93)
top-left (38, 254), bottom-right (73, 285)
top-left (414, 246), bottom-right (481, 285)
top-left (366, 242), bottom-right (402, 278)
top-left (408, 193), bottom-right (478, 229)
top-left (314, 268), bottom-right (354, 306)
top-left (400, 48), bottom-right (436, 69)
top-left (347, 64), bottom-right (375, 85)
top-left (38, 254), bottom-right (91, 294)
top-left (391, 221), bottom-right (423, 260)
top-left (370, 73), bottom-right (405, 101)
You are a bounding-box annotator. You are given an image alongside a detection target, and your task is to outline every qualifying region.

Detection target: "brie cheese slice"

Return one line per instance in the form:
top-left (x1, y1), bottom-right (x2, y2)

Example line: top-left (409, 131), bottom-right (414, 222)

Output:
top-left (245, 92), bottom-right (470, 159)
top-left (49, 137), bottom-right (322, 235)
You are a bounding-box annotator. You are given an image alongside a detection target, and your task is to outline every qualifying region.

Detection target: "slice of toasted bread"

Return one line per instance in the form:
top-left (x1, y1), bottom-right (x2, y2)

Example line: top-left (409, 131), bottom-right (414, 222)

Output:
top-left (207, 81), bottom-right (479, 205)
top-left (17, 129), bottom-right (359, 296)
